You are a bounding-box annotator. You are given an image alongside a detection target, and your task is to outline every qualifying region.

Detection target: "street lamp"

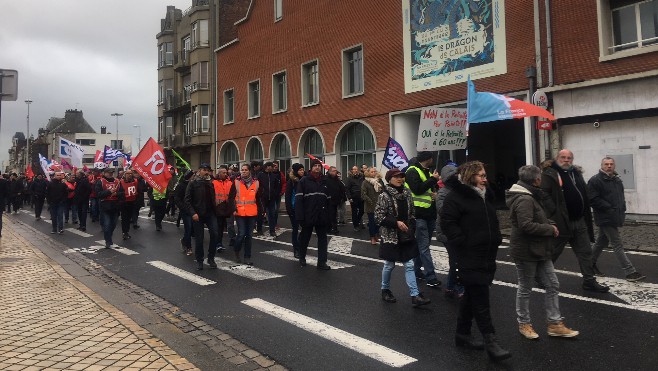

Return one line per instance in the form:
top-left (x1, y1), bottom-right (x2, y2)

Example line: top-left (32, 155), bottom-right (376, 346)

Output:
top-left (25, 99), bottom-right (32, 171)
top-left (133, 124), bottom-right (141, 151)
top-left (110, 113), bottom-right (123, 149)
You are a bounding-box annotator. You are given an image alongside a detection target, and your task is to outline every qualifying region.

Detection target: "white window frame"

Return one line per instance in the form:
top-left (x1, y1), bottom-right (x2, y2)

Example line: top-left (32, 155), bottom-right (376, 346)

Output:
top-left (193, 106), bottom-right (199, 133)
top-left (184, 113), bottom-right (192, 136)
top-left (159, 118), bottom-right (164, 141)
top-left (274, 0), bottom-right (283, 21)
top-left (223, 88), bottom-right (235, 124)
top-left (597, 0), bottom-right (658, 61)
top-left (200, 105), bottom-right (209, 133)
top-left (342, 44), bottom-right (365, 98)
top-left (301, 59), bottom-right (320, 107)
top-left (272, 70), bottom-right (287, 114)
top-left (158, 80), bottom-right (164, 105)
top-left (248, 79), bottom-right (261, 119)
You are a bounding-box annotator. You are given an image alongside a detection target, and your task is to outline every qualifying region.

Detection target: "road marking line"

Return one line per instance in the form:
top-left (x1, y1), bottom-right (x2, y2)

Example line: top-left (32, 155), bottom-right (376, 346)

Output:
top-left (241, 298), bottom-right (417, 367)
top-left (95, 240), bottom-right (140, 255)
top-left (147, 261), bottom-right (215, 286)
top-left (211, 257), bottom-right (284, 281)
top-left (262, 250), bottom-right (354, 269)
top-left (65, 228), bottom-right (93, 237)
top-left (64, 246), bottom-right (104, 255)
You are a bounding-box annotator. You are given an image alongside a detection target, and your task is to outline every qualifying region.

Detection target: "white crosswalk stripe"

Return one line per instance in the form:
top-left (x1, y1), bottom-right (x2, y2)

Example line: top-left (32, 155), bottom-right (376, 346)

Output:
top-left (147, 261), bottom-right (215, 286)
top-left (65, 228), bottom-right (93, 237)
top-left (210, 257), bottom-right (284, 281)
top-left (94, 240), bottom-right (140, 255)
top-left (262, 249), bottom-right (355, 269)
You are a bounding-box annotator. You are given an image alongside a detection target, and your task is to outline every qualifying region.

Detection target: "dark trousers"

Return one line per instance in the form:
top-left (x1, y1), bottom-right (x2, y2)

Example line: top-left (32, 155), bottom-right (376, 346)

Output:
top-left (552, 218), bottom-right (596, 282)
top-left (165, 198), bottom-right (176, 216)
top-left (217, 216), bottom-right (227, 247)
top-left (235, 216), bottom-right (256, 258)
top-left (299, 224), bottom-right (328, 264)
top-left (180, 211), bottom-right (193, 248)
top-left (100, 208), bottom-right (119, 245)
top-left (76, 200), bottom-right (89, 229)
top-left (90, 198), bottom-right (100, 221)
top-left (152, 198), bottom-right (167, 229)
top-left (120, 202), bottom-right (136, 233)
top-left (328, 203), bottom-right (338, 231)
top-left (193, 213), bottom-right (219, 263)
top-left (49, 202), bottom-right (65, 232)
top-left (64, 199), bottom-right (77, 223)
top-left (10, 196), bottom-right (21, 212)
top-left (289, 215), bottom-right (299, 255)
top-left (34, 195), bottom-right (45, 218)
top-left (264, 198), bottom-right (278, 235)
top-left (132, 203), bottom-right (142, 226)
top-left (350, 198), bottom-right (364, 227)
top-left (0, 208), bottom-right (3, 235)
top-left (457, 284), bottom-right (495, 336)
top-left (256, 200), bottom-right (264, 233)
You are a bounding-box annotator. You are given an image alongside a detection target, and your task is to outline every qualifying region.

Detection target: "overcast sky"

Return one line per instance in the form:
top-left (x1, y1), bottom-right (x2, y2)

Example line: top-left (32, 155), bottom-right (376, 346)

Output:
top-left (0, 0), bottom-right (191, 166)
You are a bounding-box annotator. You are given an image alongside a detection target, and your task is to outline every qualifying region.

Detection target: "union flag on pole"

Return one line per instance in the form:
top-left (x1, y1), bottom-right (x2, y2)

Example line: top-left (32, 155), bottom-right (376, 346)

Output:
top-left (131, 138), bottom-right (172, 193)
top-left (467, 77), bottom-right (556, 124)
top-left (306, 153), bottom-right (330, 170)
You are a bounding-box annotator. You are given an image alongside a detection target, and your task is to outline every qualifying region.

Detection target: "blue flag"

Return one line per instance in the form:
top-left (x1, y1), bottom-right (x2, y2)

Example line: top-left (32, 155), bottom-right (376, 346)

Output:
top-left (103, 145), bottom-right (131, 163)
top-left (382, 137), bottom-right (409, 172)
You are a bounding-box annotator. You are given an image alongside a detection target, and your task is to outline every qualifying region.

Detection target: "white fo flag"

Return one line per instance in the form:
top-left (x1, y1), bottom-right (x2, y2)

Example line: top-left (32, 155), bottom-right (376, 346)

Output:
top-left (59, 137), bottom-right (85, 168)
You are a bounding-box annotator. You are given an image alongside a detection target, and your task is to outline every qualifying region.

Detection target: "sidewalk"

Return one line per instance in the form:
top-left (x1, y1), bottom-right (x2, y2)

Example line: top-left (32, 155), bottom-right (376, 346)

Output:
top-left (0, 220), bottom-right (200, 370)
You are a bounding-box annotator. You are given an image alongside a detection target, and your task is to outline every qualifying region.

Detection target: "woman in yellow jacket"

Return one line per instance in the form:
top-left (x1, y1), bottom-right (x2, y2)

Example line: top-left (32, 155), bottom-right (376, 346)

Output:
top-left (231, 164), bottom-right (261, 265)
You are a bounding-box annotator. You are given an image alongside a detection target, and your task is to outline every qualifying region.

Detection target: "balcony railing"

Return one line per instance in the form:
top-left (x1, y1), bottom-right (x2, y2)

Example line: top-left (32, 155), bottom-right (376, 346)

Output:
top-left (174, 51), bottom-right (189, 68)
top-left (191, 82), bottom-right (210, 92)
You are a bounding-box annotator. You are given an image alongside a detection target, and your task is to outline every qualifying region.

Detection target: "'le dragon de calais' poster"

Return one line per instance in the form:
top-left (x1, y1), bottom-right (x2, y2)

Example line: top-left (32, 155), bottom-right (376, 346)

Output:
top-left (402, 0), bottom-right (508, 93)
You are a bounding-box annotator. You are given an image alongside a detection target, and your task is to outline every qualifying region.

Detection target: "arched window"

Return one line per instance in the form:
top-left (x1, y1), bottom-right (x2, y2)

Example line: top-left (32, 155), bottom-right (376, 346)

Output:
top-left (220, 142), bottom-right (239, 167)
top-left (339, 122), bottom-right (375, 176)
top-left (246, 138), bottom-right (264, 162)
top-left (302, 129), bottom-right (324, 170)
top-left (272, 134), bottom-right (292, 176)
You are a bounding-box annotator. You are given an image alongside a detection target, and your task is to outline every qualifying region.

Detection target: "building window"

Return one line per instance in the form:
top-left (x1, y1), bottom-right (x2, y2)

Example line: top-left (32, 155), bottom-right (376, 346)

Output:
top-left (159, 42), bottom-right (173, 67)
top-left (598, 0), bottom-right (658, 59)
top-left (246, 138), bottom-right (263, 161)
top-left (220, 142), bottom-right (240, 166)
top-left (158, 80), bottom-right (164, 105)
top-left (111, 140), bottom-right (123, 151)
top-left (274, 0), bottom-right (283, 21)
top-left (248, 80), bottom-right (260, 118)
top-left (199, 61), bottom-right (209, 89)
top-left (193, 106), bottom-right (199, 133)
top-left (339, 122), bottom-right (375, 176)
top-left (192, 19), bottom-right (209, 48)
top-left (165, 117), bottom-right (173, 137)
top-left (75, 139), bottom-right (96, 146)
top-left (272, 134), bottom-right (292, 175)
top-left (159, 118), bottom-right (164, 141)
top-left (200, 104), bottom-right (209, 133)
top-left (224, 89), bottom-right (234, 123)
top-left (302, 130), bottom-right (324, 170)
top-left (343, 45), bottom-right (364, 97)
top-left (182, 36), bottom-right (191, 62)
top-left (301, 60), bottom-right (319, 106)
top-left (272, 71), bottom-right (287, 113)
top-left (184, 113), bottom-right (192, 136)
top-left (165, 79), bottom-right (173, 106)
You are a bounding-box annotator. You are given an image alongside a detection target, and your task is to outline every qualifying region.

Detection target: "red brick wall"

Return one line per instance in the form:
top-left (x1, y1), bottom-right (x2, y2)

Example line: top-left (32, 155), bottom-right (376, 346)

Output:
top-left (216, 0), bottom-right (540, 160)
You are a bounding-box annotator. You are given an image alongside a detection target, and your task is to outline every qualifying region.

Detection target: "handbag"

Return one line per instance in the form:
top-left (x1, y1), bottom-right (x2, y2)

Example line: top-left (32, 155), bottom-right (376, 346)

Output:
top-left (386, 191), bottom-right (416, 244)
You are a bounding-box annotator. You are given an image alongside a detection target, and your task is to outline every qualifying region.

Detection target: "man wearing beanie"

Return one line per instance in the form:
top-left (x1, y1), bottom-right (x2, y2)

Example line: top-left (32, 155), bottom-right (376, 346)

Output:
top-left (345, 165), bottom-right (365, 231)
top-left (405, 151), bottom-right (442, 287)
top-left (295, 158), bottom-right (331, 270)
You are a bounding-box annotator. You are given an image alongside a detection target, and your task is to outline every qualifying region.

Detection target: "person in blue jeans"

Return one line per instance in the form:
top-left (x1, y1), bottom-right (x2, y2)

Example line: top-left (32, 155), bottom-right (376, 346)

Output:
top-left (285, 163), bottom-right (305, 258)
top-left (376, 168), bottom-right (430, 307)
top-left (46, 172), bottom-right (69, 234)
top-left (405, 151), bottom-right (441, 288)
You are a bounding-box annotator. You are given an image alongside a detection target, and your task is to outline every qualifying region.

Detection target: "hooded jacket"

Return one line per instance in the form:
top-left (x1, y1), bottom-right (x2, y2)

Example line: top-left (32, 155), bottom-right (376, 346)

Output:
top-left (440, 181), bottom-right (502, 285)
top-left (588, 170), bottom-right (626, 227)
top-left (505, 182), bottom-right (556, 261)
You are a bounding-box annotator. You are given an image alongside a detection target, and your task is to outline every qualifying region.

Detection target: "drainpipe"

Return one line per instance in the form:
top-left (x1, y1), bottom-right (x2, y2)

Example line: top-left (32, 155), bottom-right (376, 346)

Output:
top-left (545, 0), bottom-right (554, 86)
top-left (526, 66), bottom-right (539, 165)
top-left (534, 0), bottom-right (543, 87)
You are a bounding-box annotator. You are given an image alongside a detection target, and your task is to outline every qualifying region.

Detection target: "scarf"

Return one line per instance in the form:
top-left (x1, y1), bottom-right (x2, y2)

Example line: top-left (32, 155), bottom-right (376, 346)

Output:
top-left (366, 177), bottom-right (382, 192)
top-left (470, 185), bottom-right (486, 199)
top-left (241, 175), bottom-right (253, 188)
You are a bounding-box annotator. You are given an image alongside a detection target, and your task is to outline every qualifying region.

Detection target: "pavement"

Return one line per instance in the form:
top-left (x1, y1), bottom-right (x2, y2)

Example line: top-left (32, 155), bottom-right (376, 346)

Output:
top-left (0, 216), bottom-right (286, 371)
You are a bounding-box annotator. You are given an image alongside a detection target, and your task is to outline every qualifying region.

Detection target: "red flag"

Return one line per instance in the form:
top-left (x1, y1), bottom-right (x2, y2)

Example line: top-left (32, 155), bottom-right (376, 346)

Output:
top-left (93, 150), bottom-right (103, 163)
top-left (131, 138), bottom-right (172, 193)
top-left (25, 164), bottom-right (35, 179)
top-left (306, 153), bottom-right (330, 170)
top-left (82, 165), bottom-right (90, 172)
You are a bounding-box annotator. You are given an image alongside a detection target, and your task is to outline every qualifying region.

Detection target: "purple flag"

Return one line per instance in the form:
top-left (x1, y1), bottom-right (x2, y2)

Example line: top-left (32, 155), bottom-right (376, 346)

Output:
top-left (382, 137), bottom-right (409, 171)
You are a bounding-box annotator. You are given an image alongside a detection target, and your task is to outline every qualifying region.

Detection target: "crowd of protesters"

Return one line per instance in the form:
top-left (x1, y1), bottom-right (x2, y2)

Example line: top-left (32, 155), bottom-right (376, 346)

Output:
top-left (0, 147), bottom-right (647, 363)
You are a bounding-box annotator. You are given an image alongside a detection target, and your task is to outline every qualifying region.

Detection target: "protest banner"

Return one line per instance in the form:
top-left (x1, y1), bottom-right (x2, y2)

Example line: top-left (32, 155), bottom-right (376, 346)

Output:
top-left (416, 107), bottom-right (468, 151)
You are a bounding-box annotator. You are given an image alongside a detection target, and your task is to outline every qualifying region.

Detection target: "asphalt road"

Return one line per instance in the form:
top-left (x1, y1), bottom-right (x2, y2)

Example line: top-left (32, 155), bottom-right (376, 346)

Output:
top-left (9, 207), bottom-right (658, 371)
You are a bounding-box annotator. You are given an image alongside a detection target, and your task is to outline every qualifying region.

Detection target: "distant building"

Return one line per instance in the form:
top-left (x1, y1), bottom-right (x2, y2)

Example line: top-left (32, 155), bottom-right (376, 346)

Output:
top-left (7, 132), bottom-right (27, 173)
top-left (156, 0), bottom-right (218, 168)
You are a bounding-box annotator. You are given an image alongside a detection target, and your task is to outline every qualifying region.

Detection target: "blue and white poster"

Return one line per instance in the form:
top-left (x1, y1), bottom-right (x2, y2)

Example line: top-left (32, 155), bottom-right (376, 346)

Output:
top-left (402, 0), bottom-right (507, 93)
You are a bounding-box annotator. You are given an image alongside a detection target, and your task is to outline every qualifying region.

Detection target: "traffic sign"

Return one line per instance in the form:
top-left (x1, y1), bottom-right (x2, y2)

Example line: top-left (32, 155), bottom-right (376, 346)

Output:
top-left (0, 69), bottom-right (18, 101)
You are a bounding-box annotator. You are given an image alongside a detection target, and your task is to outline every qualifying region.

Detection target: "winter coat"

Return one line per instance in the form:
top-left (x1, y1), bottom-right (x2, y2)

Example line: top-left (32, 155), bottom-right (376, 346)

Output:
top-left (541, 161), bottom-right (594, 241)
top-left (257, 171), bottom-right (282, 203)
top-left (30, 178), bottom-right (48, 196)
top-left (295, 173), bottom-right (330, 227)
top-left (0, 178), bottom-right (8, 204)
top-left (440, 182), bottom-right (502, 285)
top-left (435, 176), bottom-right (459, 244)
top-left (325, 174), bottom-right (346, 206)
top-left (184, 175), bottom-right (215, 218)
top-left (505, 182), bottom-right (556, 262)
top-left (73, 176), bottom-right (92, 204)
top-left (344, 173), bottom-right (364, 200)
top-left (588, 170), bottom-right (626, 227)
top-left (404, 158), bottom-right (437, 221)
top-left (9, 179), bottom-right (22, 196)
top-left (46, 179), bottom-right (69, 205)
top-left (174, 179), bottom-right (190, 212)
top-left (361, 177), bottom-right (384, 213)
top-left (284, 175), bottom-right (300, 217)
top-left (374, 184), bottom-right (418, 262)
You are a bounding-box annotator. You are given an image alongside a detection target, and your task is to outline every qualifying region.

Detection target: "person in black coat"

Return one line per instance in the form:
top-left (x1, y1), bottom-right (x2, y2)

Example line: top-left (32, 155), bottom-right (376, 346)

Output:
top-left (46, 172), bottom-right (70, 234)
top-left (325, 166), bottom-right (346, 234)
top-left (30, 174), bottom-right (48, 220)
top-left (441, 161), bottom-right (510, 361)
top-left (257, 162), bottom-right (282, 238)
top-left (8, 173), bottom-right (23, 214)
top-left (344, 165), bottom-right (365, 230)
top-left (0, 173), bottom-right (7, 237)
top-left (73, 171), bottom-right (92, 231)
top-left (285, 163), bottom-right (305, 258)
top-left (175, 170), bottom-right (195, 255)
top-left (184, 163), bottom-right (219, 270)
top-left (295, 159), bottom-right (331, 269)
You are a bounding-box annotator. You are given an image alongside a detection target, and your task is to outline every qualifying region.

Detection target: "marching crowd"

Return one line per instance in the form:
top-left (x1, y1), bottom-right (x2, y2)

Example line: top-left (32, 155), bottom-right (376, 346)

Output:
top-left (0, 147), bottom-right (647, 362)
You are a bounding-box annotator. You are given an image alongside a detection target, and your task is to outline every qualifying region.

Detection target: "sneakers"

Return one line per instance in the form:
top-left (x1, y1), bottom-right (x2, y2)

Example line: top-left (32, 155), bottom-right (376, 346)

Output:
top-left (381, 289), bottom-right (397, 303)
top-left (592, 264), bottom-right (605, 277)
top-left (185, 248), bottom-right (193, 256)
top-left (412, 294), bottom-right (431, 307)
top-left (216, 245), bottom-right (226, 253)
top-left (133, 224), bottom-right (140, 229)
top-left (582, 280), bottom-right (610, 293)
top-left (444, 289), bottom-right (464, 299)
top-left (207, 259), bottom-right (218, 269)
top-left (426, 278), bottom-right (441, 287)
top-left (234, 250), bottom-right (243, 264)
top-left (518, 323), bottom-right (539, 339)
top-left (626, 272), bottom-right (647, 282)
top-left (58, 230), bottom-right (64, 235)
top-left (122, 233), bottom-right (131, 240)
top-left (547, 321), bottom-right (579, 337)
top-left (299, 258), bottom-right (307, 267)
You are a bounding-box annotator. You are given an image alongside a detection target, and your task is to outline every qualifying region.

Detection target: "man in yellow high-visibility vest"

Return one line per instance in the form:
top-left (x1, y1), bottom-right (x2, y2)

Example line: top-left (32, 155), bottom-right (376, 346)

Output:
top-left (405, 151), bottom-right (442, 288)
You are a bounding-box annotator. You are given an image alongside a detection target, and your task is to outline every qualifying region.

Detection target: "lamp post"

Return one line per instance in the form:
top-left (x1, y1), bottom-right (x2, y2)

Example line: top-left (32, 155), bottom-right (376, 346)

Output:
top-left (133, 125), bottom-right (141, 151)
top-left (111, 113), bottom-right (123, 175)
top-left (25, 99), bottom-right (32, 171)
